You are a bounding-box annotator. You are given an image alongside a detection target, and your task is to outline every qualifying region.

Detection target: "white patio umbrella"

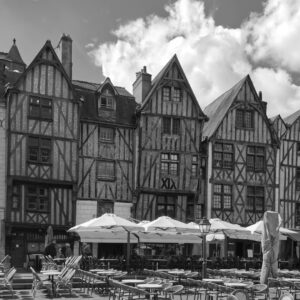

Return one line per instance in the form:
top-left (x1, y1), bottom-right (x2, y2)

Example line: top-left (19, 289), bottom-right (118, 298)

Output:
top-left (143, 216), bottom-right (198, 233)
top-left (68, 213), bottom-right (144, 271)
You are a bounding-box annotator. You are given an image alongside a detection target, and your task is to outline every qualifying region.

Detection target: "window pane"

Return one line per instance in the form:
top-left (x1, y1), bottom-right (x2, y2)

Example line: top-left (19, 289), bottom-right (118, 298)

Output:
top-left (161, 162), bottom-right (168, 173)
top-left (173, 88), bottom-right (182, 101)
top-left (223, 153), bottom-right (233, 168)
top-left (256, 197), bottom-right (264, 211)
top-left (100, 127), bottom-right (114, 142)
top-left (101, 97), bottom-right (107, 107)
top-left (162, 87), bottom-right (171, 101)
top-left (213, 195), bottom-right (221, 209)
top-left (170, 154), bottom-right (179, 161)
top-left (40, 149), bottom-right (50, 163)
top-left (236, 110), bottom-right (243, 127)
top-left (223, 195), bottom-right (232, 209)
top-left (214, 143), bottom-right (223, 151)
top-left (223, 144), bottom-right (233, 152)
top-left (29, 137), bottom-right (39, 147)
top-left (29, 105), bottom-right (40, 117)
top-left (214, 184), bottom-right (222, 193)
top-left (41, 107), bottom-right (52, 119)
top-left (246, 197), bottom-right (254, 210)
top-left (29, 148), bottom-right (39, 161)
top-left (172, 118), bottom-right (180, 135)
top-left (255, 156), bottom-right (264, 171)
top-left (41, 138), bottom-right (51, 148)
top-left (192, 164), bottom-right (197, 176)
top-left (169, 163), bottom-right (178, 175)
top-left (224, 185), bottom-right (232, 194)
top-left (192, 155), bottom-right (198, 163)
top-left (245, 111), bottom-right (253, 128)
top-left (247, 156), bottom-right (254, 170)
top-left (98, 161), bottom-right (115, 178)
top-left (213, 152), bottom-right (222, 168)
top-left (161, 153), bottom-right (169, 161)
top-left (163, 118), bottom-right (171, 134)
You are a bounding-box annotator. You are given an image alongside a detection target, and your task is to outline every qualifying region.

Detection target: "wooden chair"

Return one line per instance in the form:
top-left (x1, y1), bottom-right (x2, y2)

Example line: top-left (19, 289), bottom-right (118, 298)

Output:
top-left (0, 267), bottom-right (17, 297)
top-left (30, 266), bottom-right (52, 299)
top-left (55, 268), bottom-right (76, 296)
top-left (232, 289), bottom-right (249, 300)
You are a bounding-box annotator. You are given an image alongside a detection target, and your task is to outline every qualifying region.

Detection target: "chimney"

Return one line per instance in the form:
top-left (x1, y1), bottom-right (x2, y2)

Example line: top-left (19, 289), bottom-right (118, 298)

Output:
top-left (61, 34), bottom-right (72, 80)
top-left (133, 66), bottom-right (152, 104)
top-left (259, 91), bottom-right (267, 113)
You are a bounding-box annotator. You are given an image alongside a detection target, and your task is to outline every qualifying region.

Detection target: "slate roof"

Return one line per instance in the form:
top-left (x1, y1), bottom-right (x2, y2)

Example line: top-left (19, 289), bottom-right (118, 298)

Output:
top-left (7, 42), bottom-right (25, 65)
top-left (202, 76), bottom-right (248, 139)
top-left (283, 109), bottom-right (300, 126)
top-left (73, 80), bottom-right (133, 98)
top-left (73, 79), bottom-right (137, 126)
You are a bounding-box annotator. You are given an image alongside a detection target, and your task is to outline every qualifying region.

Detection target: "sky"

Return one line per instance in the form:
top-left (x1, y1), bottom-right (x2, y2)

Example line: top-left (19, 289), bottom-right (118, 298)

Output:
top-left (1, 0), bottom-right (300, 118)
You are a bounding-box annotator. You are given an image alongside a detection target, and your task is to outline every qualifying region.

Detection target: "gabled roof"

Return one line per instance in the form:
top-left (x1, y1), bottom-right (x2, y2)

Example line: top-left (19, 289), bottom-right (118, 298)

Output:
top-left (283, 109), bottom-right (300, 126)
top-left (141, 54), bottom-right (207, 120)
top-left (14, 40), bottom-right (73, 91)
top-left (203, 76), bottom-right (248, 139)
top-left (7, 40), bottom-right (25, 65)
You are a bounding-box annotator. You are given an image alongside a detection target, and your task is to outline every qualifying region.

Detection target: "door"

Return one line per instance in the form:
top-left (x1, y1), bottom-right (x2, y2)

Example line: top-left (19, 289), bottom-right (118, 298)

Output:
top-left (10, 237), bottom-right (26, 268)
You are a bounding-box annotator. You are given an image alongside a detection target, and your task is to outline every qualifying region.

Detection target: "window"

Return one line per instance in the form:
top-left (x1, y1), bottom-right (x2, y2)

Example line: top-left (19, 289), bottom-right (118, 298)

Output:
top-left (26, 185), bottom-right (49, 212)
top-left (162, 117), bottom-right (180, 135)
top-left (297, 143), bottom-right (300, 156)
top-left (246, 186), bottom-right (264, 212)
top-left (161, 153), bottom-right (179, 176)
top-left (28, 136), bottom-right (51, 164)
top-left (157, 195), bottom-right (175, 218)
top-left (213, 184), bottom-right (232, 210)
top-left (98, 89), bottom-right (115, 112)
top-left (295, 203), bottom-right (300, 227)
top-left (12, 184), bottom-right (20, 210)
top-left (162, 87), bottom-right (171, 101)
top-left (97, 160), bottom-right (115, 180)
top-left (191, 155), bottom-right (198, 177)
top-left (213, 143), bottom-right (233, 169)
top-left (173, 88), bottom-right (182, 102)
top-left (296, 168), bottom-right (300, 191)
top-left (186, 197), bottom-right (194, 222)
top-left (97, 201), bottom-right (113, 216)
top-left (99, 127), bottom-right (114, 143)
top-left (247, 146), bottom-right (265, 172)
top-left (29, 96), bottom-right (52, 120)
top-left (236, 109), bottom-right (254, 128)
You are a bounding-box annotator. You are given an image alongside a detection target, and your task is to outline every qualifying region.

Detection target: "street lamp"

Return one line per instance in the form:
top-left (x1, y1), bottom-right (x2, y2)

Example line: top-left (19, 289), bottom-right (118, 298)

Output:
top-left (199, 217), bottom-right (211, 278)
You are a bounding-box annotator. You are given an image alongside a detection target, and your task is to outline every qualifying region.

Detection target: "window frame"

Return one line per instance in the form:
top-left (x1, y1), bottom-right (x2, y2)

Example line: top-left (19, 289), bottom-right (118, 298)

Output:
top-left (246, 146), bottom-right (265, 172)
top-left (12, 184), bottom-right (21, 210)
top-left (98, 88), bottom-right (115, 113)
top-left (213, 184), bottom-right (233, 211)
top-left (157, 195), bottom-right (176, 218)
top-left (26, 185), bottom-right (50, 213)
top-left (99, 127), bottom-right (114, 143)
top-left (160, 153), bottom-right (179, 176)
top-left (173, 87), bottom-right (182, 102)
top-left (162, 87), bottom-right (171, 101)
top-left (27, 135), bottom-right (52, 165)
top-left (213, 142), bottom-right (234, 169)
top-left (162, 117), bottom-right (181, 135)
top-left (191, 155), bottom-right (198, 177)
top-left (28, 95), bottom-right (53, 121)
top-left (235, 109), bottom-right (254, 129)
top-left (296, 168), bottom-right (300, 191)
top-left (97, 200), bottom-right (114, 216)
top-left (246, 186), bottom-right (265, 213)
top-left (97, 160), bottom-right (116, 181)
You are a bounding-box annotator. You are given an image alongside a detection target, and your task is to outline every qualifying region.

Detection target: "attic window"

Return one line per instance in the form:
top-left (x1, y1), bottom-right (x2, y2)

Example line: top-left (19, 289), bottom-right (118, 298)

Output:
top-left (29, 96), bottom-right (52, 120)
top-left (162, 87), bottom-right (171, 101)
top-left (98, 89), bottom-right (115, 113)
top-left (173, 88), bottom-right (182, 102)
top-left (236, 109), bottom-right (254, 129)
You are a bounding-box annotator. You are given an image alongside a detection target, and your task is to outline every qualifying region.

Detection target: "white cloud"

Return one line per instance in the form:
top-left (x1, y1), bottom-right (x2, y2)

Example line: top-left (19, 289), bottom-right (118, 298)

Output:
top-left (246, 0), bottom-right (300, 73)
top-left (88, 0), bottom-right (300, 117)
top-left (85, 43), bottom-right (95, 49)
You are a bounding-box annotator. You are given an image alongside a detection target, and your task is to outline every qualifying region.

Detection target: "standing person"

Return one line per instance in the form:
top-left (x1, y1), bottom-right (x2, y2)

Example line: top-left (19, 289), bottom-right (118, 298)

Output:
top-left (81, 243), bottom-right (92, 256)
top-left (65, 243), bottom-right (73, 257)
top-left (45, 239), bottom-right (57, 258)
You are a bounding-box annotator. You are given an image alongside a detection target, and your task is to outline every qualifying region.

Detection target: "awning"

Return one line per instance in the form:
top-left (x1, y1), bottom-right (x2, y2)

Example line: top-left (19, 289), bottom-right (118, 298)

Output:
top-left (78, 231), bottom-right (138, 243)
top-left (136, 232), bottom-right (202, 244)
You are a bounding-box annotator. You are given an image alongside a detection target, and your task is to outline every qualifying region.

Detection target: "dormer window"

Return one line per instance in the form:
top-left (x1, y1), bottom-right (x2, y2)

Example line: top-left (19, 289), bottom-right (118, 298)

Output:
top-left (98, 88), bottom-right (115, 113)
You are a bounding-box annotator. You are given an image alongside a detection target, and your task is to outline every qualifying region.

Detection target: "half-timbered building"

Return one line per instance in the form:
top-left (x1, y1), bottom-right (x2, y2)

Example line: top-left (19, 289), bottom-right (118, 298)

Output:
top-left (202, 75), bottom-right (279, 226)
top-left (272, 111), bottom-right (300, 229)
top-left (0, 40), bottom-right (26, 258)
top-left (133, 56), bottom-right (208, 223)
top-left (73, 78), bottom-right (136, 227)
top-left (5, 35), bottom-right (79, 266)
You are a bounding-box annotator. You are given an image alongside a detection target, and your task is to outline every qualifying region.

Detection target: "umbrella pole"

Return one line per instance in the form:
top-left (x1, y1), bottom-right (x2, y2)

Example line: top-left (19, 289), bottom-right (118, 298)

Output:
top-left (127, 231), bottom-right (130, 272)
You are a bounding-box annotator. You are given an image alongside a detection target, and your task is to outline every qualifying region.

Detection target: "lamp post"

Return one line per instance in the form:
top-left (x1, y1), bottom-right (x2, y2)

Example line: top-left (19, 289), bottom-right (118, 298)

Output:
top-left (199, 217), bottom-right (211, 279)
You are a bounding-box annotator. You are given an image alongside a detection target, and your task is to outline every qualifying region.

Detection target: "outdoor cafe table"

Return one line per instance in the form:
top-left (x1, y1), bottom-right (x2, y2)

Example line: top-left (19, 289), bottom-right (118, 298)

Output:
top-left (97, 270), bottom-right (117, 277)
top-left (41, 270), bottom-right (61, 296)
top-left (122, 279), bottom-right (145, 286)
top-left (148, 259), bottom-right (168, 270)
top-left (168, 270), bottom-right (185, 282)
top-left (137, 284), bottom-right (163, 300)
top-left (224, 282), bottom-right (249, 289)
top-left (203, 278), bottom-right (224, 284)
